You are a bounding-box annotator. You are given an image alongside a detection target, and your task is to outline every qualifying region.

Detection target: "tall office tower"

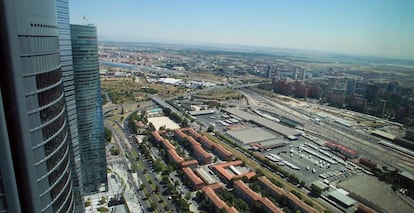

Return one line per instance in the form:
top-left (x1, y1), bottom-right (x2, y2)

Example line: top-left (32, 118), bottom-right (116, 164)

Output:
top-left (71, 24), bottom-right (108, 194)
top-left (266, 66), bottom-right (272, 78)
top-left (56, 0), bottom-right (84, 210)
top-left (346, 79), bottom-right (357, 94)
top-left (0, 0), bottom-right (74, 212)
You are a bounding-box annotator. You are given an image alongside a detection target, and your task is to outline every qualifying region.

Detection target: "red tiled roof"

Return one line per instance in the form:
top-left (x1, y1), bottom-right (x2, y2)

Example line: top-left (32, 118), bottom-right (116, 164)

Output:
top-left (226, 206), bottom-right (239, 213)
top-left (257, 176), bottom-right (285, 196)
top-left (151, 131), bottom-right (163, 142)
top-left (260, 197), bottom-right (283, 213)
top-left (213, 144), bottom-right (233, 158)
top-left (160, 139), bottom-right (175, 150)
top-left (212, 161), bottom-right (255, 181)
top-left (257, 176), bottom-right (318, 213)
top-left (180, 159), bottom-right (198, 167)
top-left (182, 167), bottom-right (204, 186)
top-left (202, 186), bottom-right (228, 210)
top-left (187, 136), bottom-right (201, 147)
top-left (135, 121), bottom-right (145, 128)
top-left (199, 136), bottom-right (215, 149)
top-left (213, 160), bottom-right (243, 168)
top-left (174, 128), bottom-right (187, 139)
top-left (208, 183), bottom-right (224, 191)
top-left (325, 141), bottom-right (358, 156)
top-left (193, 145), bottom-right (211, 159)
top-left (168, 149), bottom-right (184, 164)
top-left (234, 180), bottom-right (261, 201)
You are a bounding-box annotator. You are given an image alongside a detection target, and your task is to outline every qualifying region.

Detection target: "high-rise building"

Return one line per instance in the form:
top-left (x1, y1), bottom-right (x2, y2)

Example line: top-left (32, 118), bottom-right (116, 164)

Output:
top-left (266, 66), bottom-right (272, 78)
top-left (70, 24), bottom-right (108, 194)
top-left (56, 0), bottom-right (84, 210)
top-left (0, 0), bottom-right (74, 212)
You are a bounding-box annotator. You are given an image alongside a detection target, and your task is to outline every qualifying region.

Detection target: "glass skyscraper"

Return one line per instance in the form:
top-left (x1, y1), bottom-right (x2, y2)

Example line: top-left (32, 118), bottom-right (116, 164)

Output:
top-left (56, 0), bottom-right (84, 211)
top-left (70, 24), bottom-right (108, 194)
top-left (0, 0), bottom-right (74, 212)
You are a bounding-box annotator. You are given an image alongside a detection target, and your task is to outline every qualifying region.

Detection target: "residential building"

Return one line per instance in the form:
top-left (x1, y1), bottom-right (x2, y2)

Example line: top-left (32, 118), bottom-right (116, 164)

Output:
top-left (182, 167), bottom-right (205, 190)
top-left (258, 177), bottom-right (318, 213)
top-left (71, 24), bottom-right (107, 194)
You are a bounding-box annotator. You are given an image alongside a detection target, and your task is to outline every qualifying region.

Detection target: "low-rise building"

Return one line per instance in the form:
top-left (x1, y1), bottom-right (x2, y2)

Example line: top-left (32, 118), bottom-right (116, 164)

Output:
top-left (202, 184), bottom-right (239, 213)
top-left (213, 144), bottom-right (233, 161)
top-left (212, 160), bottom-right (256, 183)
top-left (168, 149), bottom-right (184, 165)
top-left (180, 159), bottom-right (199, 168)
top-left (258, 176), bottom-right (319, 213)
top-left (182, 167), bottom-right (205, 190)
top-left (233, 180), bottom-right (283, 213)
top-left (192, 145), bottom-right (212, 164)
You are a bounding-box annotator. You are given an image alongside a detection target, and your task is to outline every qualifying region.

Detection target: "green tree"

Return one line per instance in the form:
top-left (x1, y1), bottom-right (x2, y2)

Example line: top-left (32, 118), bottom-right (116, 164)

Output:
top-left (207, 126), bottom-right (214, 132)
top-left (104, 127), bottom-right (112, 143)
top-left (181, 118), bottom-right (189, 128)
top-left (311, 184), bottom-right (323, 197)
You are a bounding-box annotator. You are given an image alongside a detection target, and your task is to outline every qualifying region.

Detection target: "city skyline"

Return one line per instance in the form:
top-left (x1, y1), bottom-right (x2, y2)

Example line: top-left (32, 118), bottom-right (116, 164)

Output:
top-left (69, 0), bottom-right (414, 60)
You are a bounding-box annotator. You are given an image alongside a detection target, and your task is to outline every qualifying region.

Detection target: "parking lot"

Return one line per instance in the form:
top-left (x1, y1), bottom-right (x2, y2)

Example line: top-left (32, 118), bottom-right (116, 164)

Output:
top-left (193, 110), bottom-right (362, 187)
top-left (262, 136), bottom-right (361, 186)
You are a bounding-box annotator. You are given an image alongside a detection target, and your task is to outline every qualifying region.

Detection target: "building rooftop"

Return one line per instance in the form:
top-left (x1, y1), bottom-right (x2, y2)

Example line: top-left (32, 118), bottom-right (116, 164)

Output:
top-left (223, 108), bottom-right (298, 137)
top-left (234, 180), bottom-right (261, 201)
top-left (328, 190), bottom-right (357, 207)
top-left (260, 197), bottom-right (284, 213)
top-left (213, 143), bottom-right (233, 158)
top-left (151, 131), bottom-right (163, 142)
top-left (187, 136), bottom-right (201, 147)
top-left (199, 136), bottom-right (215, 149)
top-left (325, 141), bottom-right (358, 156)
top-left (174, 128), bottom-right (187, 139)
top-left (182, 167), bottom-right (204, 186)
top-left (258, 176), bottom-right (318, 213)
top-left (180, 159), bottom-right (199, 168)
top-left (370, 129), bottom-right (396, 141)
top-left (167, 149), bottom-right (184, 164)
top-left (195, 168), bottom-right (217, 185)
top-left (228, 127), bottom-right (277, 144)
top-left (189, 109), bottom-right (215, 116)
top-left (212, 161), bottom-right (256, 181)
top-left (202, 186), bottom-right (229, 210)
top-left (160, 139), bottom-right (175, 151)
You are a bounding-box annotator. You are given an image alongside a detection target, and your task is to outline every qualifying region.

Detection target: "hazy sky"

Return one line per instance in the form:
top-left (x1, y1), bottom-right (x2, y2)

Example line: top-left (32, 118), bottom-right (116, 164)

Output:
top-left (69, 0), bottom-right (414, 59)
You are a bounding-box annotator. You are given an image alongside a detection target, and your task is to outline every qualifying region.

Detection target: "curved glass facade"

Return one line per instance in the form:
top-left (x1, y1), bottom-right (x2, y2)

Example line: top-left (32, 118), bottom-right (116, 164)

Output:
top-left (56, 0), bottom-right (84, 211)
top-left (0, 0), bottom-right (74, 212)
top-left (71, 24), bottom-right (107, 194)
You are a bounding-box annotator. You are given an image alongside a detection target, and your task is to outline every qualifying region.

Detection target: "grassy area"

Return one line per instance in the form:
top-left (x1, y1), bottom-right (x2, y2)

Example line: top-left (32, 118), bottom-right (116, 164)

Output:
top-left (193, 88), bottom-right (243, 100)
top-left (138, 161), bottom-right (145, 170)
top-left (131, 149), bottom-right (139, 160)
top-left (202, 132), bottom-right (326, 212)
top-left (101, 77), bottom-right (186, 104)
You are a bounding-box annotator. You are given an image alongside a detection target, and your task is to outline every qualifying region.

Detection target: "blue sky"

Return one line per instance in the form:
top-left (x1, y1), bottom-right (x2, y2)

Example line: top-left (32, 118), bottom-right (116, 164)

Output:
top-left (69, 0), bottom-right (414, 59)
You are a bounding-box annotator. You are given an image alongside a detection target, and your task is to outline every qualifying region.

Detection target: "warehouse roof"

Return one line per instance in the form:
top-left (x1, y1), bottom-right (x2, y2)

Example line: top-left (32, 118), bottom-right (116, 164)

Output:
top-left (329, 190), bottom-right (357, 207)
top-left (224, 108), bottom-right (298, 137)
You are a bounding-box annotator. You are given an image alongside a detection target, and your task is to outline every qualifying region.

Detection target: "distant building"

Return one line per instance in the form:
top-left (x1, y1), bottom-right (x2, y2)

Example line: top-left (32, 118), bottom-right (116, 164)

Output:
top-left (327, 92), bottom-right (346, 107)
top-left (348, 95), bottom-right (367, 113)
top-left (71, 24), bottom-right (108, 194)
top-left (346, 79), bottom-right (357, 94)
top-left (376, 100), bottom-right (387, 116)
top-left (266, 66), bottom-right (273, 78)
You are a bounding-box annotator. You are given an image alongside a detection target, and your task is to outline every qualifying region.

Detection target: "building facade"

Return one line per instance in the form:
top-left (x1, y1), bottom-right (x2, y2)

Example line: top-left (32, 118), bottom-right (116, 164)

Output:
top-left (70, 24), bottom-right (107, 194)
top-left (56, 0), bottom-right (84, 210)
top-left (0, 0), bottom-right (74, 212)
